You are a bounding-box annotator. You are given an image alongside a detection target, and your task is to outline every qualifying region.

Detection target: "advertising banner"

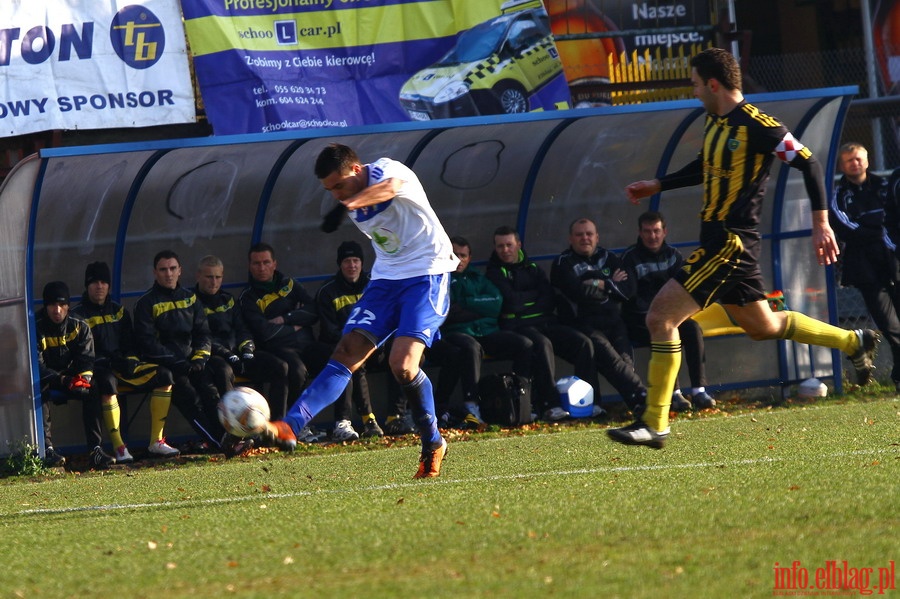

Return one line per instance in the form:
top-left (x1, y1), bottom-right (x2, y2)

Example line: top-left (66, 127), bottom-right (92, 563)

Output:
top-left (547, 0), bottom-right (713, 104)
top-left (0, 1), bottom-right (196, 138)
top-left (182, 0), bottom-right (572, 135)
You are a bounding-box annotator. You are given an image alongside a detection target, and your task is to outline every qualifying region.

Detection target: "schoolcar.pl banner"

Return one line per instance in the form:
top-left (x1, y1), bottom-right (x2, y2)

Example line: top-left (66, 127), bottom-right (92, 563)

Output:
top-left (181, 0), bottom-right (572, 135)
top-left (0, 1), bottom-right (196, 138)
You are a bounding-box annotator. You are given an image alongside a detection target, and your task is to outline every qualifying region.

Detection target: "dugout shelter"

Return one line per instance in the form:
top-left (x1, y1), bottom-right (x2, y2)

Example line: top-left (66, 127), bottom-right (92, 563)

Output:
top-left (0, 86), bottom-right (857, 456)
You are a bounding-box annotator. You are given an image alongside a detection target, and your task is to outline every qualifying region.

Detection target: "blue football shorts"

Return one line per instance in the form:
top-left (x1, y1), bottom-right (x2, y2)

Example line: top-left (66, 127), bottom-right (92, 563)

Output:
top-left (342, 273), bottom-right (450, 347)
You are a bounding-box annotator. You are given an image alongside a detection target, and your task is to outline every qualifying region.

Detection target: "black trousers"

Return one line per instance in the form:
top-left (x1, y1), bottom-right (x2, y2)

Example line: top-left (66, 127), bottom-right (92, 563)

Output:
top-left (855, 281), bottom-right (900, 381)
top-left (268, 341), bottom-right (353, 423)
top-left (171, 366), bottom-right (225, 446)
top-left (432, 330), bottom-right (533, 409)
top-left (207, 350), bottom-right (290, 421)
top-left (515, 323), bottom-right (596, 412)
top-left (41, 379), bottom-right (104, 449)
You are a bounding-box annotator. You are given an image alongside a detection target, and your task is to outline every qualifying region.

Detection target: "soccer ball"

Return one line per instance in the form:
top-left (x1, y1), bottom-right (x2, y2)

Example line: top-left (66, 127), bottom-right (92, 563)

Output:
top-left (218, 387), bottom-right (271, 437)
top-left (556, 376), bottom-right (594, 418)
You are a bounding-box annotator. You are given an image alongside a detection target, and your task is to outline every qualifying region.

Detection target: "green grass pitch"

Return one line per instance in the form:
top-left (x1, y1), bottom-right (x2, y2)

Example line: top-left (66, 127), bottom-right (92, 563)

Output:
top-left (1, 396), bottom-right (897, 598)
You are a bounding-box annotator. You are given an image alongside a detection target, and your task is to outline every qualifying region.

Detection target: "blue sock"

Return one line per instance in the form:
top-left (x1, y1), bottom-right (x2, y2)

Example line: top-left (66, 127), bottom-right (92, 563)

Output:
top-left (402, 370), bottom-right (442, 449)
top-left (284, 360), bottom-right (352, 434)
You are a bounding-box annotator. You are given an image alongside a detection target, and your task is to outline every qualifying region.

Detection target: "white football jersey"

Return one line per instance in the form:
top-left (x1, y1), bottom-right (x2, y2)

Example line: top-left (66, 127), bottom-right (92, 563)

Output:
top-left (349, 157), bottom-right (459, 280)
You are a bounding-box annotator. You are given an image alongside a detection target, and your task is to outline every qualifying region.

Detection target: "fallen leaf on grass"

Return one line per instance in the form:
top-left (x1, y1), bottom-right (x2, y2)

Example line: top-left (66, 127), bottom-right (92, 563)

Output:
top-left (147, 541), bottom-right (157, 550)
top-left (283, 556), bottom-right (294, 565)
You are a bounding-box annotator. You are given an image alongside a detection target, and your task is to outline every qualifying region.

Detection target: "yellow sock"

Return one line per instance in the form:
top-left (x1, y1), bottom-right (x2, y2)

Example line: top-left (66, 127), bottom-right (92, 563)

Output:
top-left (149, 388), bottom-right (173, 442)
top-left (643, 340), bottom-right (682, 432)
top-left (102, 396), bottom-right (125, 449)
top-left (363, 412), bottom-right (376, 423)
top-left (782, 312), bottom-right (858, 354)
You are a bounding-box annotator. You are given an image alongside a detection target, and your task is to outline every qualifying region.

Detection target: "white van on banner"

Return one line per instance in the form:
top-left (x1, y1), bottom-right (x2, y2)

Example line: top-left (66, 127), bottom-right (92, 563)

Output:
top-left (0, 0), bottom-right (195, 138)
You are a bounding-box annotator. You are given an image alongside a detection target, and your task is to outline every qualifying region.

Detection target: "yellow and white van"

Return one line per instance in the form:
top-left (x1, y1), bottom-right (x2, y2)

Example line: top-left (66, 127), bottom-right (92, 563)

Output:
top-left (399, 0), bottom-right (570, 120)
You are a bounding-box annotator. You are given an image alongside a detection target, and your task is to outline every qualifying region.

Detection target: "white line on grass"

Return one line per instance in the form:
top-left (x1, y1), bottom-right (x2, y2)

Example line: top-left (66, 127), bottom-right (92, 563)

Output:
top-left (7, 447), bottom-right (893, 519)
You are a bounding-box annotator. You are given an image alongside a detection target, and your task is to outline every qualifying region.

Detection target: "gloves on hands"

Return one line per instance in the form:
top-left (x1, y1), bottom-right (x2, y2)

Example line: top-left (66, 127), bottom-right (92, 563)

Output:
top-left (226, 353), bottom-right (244, 375)
top-left (61, 374), bottom-right (91, 398)
top-left (320, 204), bottom-right (347, 233)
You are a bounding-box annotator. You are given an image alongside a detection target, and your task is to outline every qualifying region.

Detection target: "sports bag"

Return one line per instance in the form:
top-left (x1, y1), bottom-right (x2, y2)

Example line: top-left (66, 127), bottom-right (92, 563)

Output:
top-left (477, 373), bottom-right (532, 426)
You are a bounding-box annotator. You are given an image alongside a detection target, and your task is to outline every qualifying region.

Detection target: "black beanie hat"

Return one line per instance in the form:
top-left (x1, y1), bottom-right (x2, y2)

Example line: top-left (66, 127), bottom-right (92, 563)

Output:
top-left (336, 240), bottom-right (364, 265)
top-left (84, 261), bottom-right (111, 287)
top-left (42, 281), bottom-right (70, 305)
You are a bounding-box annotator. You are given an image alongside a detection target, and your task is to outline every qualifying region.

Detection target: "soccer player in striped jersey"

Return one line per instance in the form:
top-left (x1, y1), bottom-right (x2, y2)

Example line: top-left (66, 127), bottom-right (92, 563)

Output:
top-left (608, 47), bottom-right (878, 448)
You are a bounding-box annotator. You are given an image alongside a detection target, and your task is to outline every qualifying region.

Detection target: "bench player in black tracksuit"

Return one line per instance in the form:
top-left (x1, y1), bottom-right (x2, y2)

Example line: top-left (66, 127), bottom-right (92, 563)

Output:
top-left (133, 250), bottom-right (226, 451)
top-left (72, 261), bottom-right (178, 463)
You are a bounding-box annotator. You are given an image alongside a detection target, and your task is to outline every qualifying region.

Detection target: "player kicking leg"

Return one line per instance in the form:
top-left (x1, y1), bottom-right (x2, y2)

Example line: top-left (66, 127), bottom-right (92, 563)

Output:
top-left (608, 277), bottom-right (878, 449)
top-left (263, 275), bottom-right (449, 478)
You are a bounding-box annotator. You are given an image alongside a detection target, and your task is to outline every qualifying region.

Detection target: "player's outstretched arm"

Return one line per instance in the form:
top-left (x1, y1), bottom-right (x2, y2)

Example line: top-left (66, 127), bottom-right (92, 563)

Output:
top-left (624, 179), bottom-right (661, 205)
top-left (811, 209), bottom-right (839, 266)
top-left (344, 178), bottom-right (401, 210)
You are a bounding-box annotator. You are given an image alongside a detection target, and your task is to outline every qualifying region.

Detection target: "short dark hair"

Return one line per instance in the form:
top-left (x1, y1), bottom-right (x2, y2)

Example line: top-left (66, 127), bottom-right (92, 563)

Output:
top-left (153, 249), bottom-right (179, 268)
top-left (638, 211), bottom-right (666, 229)
top-left (248, 242), bottom-right (275, 260)
top-left (492, 225), bottom-right (519, 241)
top-left (449, 235), bottom-right (470, 250)
top-left (568, 217), bottom-right (596, 234)
top-left (691, 47), bottom-right (741, 91)
top-left (314, 143), bottom-right (360, 180)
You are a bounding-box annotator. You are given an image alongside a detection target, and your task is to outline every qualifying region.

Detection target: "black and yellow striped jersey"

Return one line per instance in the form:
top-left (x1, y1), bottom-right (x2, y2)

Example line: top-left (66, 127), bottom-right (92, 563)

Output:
top-left (660, 101), bottom-right (826, 229)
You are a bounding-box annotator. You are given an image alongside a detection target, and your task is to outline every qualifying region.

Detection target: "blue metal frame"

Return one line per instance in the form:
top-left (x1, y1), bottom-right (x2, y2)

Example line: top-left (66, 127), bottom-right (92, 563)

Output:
top-left (27, 86), bottom-right (859, 440)
top-left (25, 158), bottom-right (52, 455)
top-left (112, 150), bottom-right (170, 302)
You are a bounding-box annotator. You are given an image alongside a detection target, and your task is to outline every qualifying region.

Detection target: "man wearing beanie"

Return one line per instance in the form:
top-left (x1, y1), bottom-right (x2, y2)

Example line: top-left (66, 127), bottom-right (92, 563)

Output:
top-left (73, 261), bottom-right (180, 463)
top-left (315, 240), bottom-right (389, 440)
top-left (34, 280), bottom-right (106, 468)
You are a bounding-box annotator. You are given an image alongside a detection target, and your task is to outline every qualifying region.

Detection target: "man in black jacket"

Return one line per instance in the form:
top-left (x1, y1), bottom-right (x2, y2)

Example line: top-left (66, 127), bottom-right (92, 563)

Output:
top-left (239, 242), bottom-right (338, 442)
top-left (133, 250), bottom-right (225, 451)
top-left (550, 218), bottom-right (648, 414)
top-left (830, 142), bottom-right (900, 387)
top-left (35, 280), bottom-right (104, 467)
top-left (486, 225), bottom-right (597, 420)
top-left (73, 261), bottom-right (178, 463)
top-left (195, 254), bottom-right (289, 454)
top-left (315, 241), bottom-right (386, 439)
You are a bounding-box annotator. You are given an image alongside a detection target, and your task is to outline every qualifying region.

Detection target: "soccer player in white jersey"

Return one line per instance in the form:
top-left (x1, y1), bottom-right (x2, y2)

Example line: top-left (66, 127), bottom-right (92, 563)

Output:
top-left (264, 143), bottom-right (459, 478)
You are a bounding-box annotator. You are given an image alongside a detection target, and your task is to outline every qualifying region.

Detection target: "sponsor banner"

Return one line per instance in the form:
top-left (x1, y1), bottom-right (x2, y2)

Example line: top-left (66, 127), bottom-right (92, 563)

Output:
top-left (182, 0), bottom-right (572, 134)
top-left (546, 0), bottom-right (713, 104)
top-left (0, 1), bottom-right (196, 138)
